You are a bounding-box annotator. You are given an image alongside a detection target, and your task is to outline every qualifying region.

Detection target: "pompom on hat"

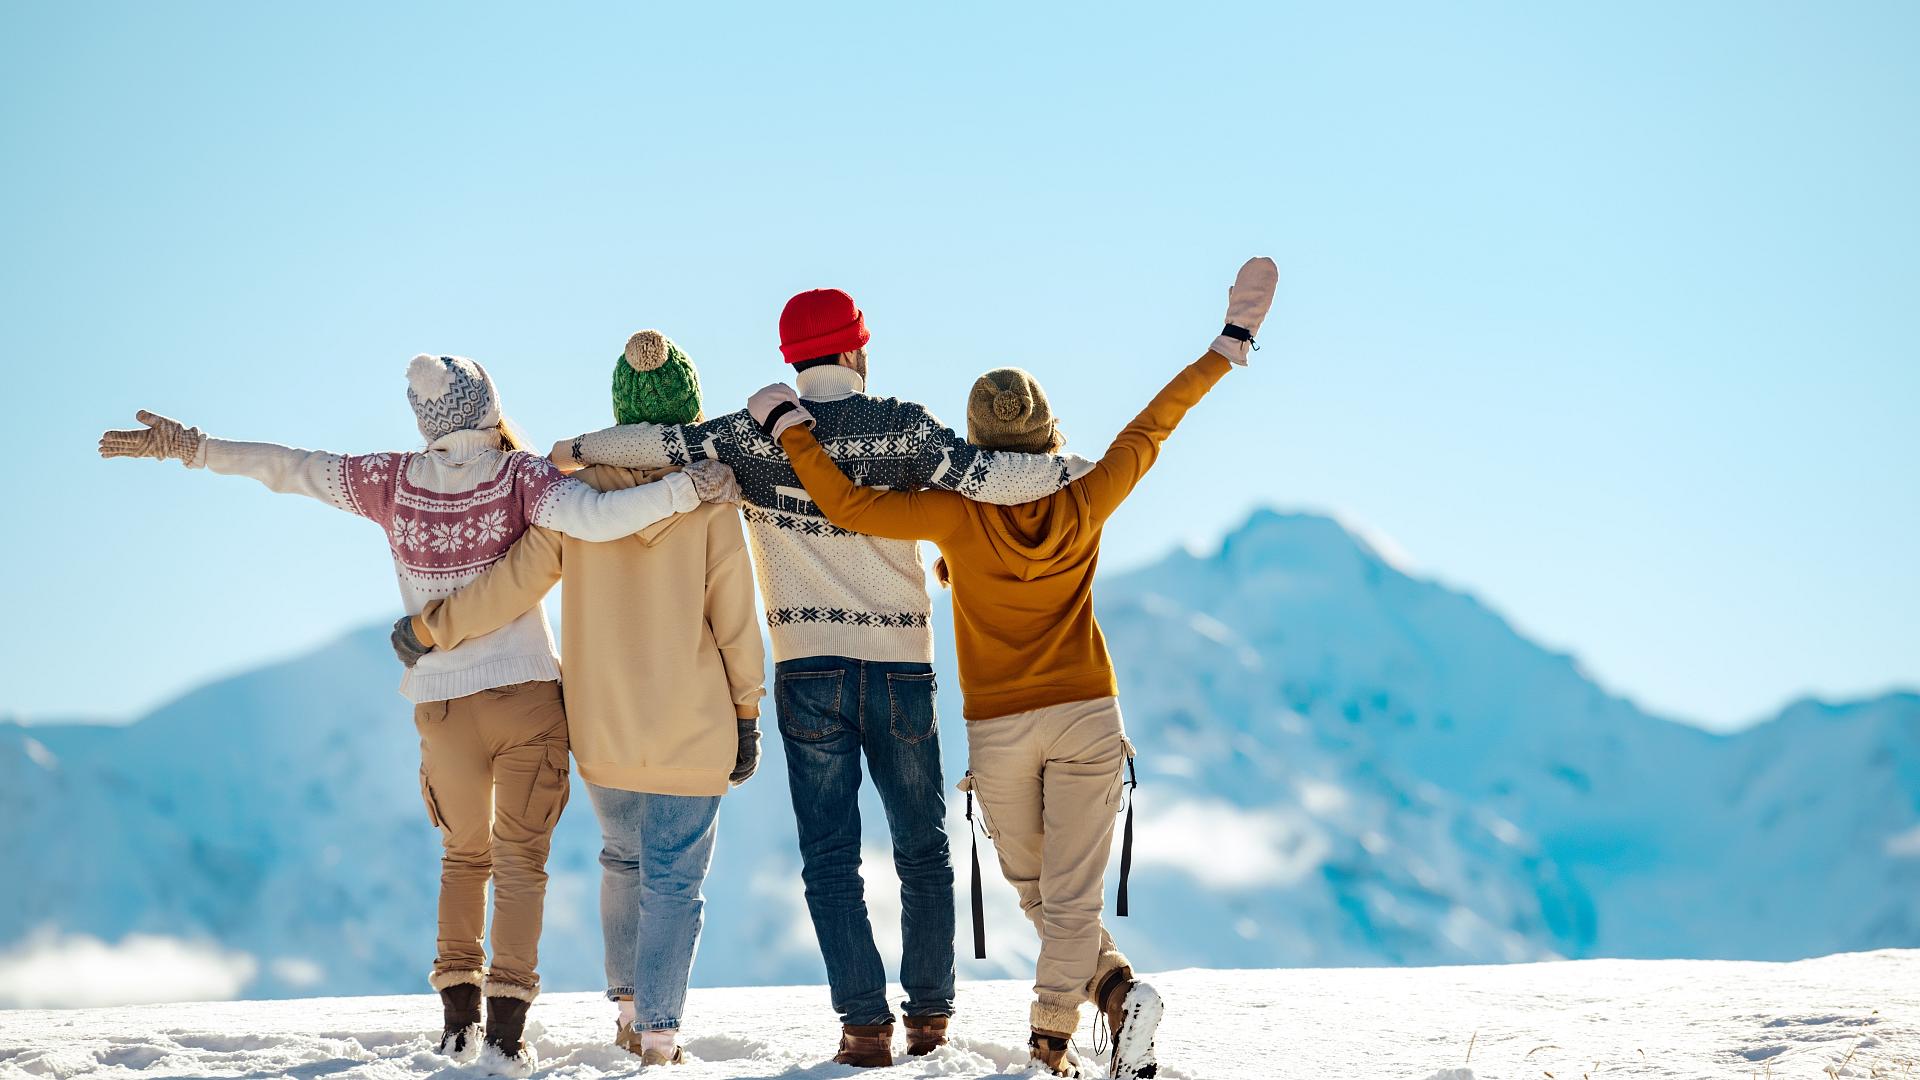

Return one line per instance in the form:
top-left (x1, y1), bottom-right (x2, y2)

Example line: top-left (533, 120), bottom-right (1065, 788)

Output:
top-left (966, 367), bottom-right (1062, 454)
top-left (612, 330), bottom-right (704, 426)
top-left (406, 354), bottom-right (502, 441)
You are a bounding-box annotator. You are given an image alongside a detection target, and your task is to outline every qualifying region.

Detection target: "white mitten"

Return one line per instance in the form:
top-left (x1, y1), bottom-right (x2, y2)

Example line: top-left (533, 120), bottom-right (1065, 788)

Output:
top-left (683, 459), bottom-right (741, 504)
top-left (98, 410), bottom-right (206, 464)
top-left (1211, 256), bottom-right (1279, 366)
top-left (747, 383), bottom-right (815, 439)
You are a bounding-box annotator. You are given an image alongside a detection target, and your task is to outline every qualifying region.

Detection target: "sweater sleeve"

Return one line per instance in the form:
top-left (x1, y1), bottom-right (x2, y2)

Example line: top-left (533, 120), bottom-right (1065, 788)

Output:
top-left (704, 510), bottom-right (768, 720)
top-left (520, 455), bottom-right (700, 542)
top-left (1075, 351), bottom-right (1234, 521)
top-left (418, 526), bottom-right (564, 650)
top-left (193, 438), bottom-right (364, 515)
top-left (782, 426), bottom-right (969, 542)
top-left (906, 406), bottom-right (1077, 506)
top-left (571, 413), bottom-right (741, 469)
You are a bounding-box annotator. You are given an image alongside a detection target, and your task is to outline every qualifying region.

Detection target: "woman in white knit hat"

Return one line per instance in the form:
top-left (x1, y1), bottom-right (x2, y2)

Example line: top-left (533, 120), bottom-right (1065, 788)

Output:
top-left (97, 354), bottom-right (740, 1072)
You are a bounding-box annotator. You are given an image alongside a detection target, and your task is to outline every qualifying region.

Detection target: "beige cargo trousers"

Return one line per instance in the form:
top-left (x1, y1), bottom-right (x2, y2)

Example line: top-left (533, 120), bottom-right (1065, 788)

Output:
top-left (962, 695), bottom-right (1135, 1036)
top-left (413, 680), bottom-right (572, 1000)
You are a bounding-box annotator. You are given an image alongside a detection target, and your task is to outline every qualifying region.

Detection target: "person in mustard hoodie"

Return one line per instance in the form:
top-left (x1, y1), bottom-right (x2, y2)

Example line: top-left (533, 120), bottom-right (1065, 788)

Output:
top-left (745, 258), bottom-right (1278, 1079)
top-left (392, 332), bottom-right (765, 1067)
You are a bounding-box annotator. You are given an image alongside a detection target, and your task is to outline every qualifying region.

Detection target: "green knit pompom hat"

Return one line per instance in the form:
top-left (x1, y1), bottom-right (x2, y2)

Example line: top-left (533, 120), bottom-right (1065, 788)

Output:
top-left (612, 330), bottom-right (704, 425)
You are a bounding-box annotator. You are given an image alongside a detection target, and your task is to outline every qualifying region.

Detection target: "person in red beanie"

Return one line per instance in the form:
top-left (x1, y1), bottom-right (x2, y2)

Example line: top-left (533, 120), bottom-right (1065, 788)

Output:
top-left (550, 289), bottom-right (1089, 1067)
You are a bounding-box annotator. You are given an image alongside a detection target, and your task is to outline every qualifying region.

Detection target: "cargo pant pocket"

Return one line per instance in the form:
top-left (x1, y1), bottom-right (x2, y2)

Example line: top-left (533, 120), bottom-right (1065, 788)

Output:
top-left (523, 743), bottom-right (572, 830)
top-left (419, 766), bottom-right (450, 835)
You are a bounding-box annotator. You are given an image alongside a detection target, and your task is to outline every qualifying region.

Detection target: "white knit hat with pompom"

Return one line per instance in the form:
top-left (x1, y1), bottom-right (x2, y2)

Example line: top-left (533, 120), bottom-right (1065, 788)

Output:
top-left (406, 354), bottom-right (502, 441)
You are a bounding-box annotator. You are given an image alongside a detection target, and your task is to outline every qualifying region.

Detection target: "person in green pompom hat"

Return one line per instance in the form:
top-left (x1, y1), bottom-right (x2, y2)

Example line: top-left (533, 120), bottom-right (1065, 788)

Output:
top-left (613, 330), bottom-right (704, 426)
top-left (413, 325), bottom-right (763, 1064)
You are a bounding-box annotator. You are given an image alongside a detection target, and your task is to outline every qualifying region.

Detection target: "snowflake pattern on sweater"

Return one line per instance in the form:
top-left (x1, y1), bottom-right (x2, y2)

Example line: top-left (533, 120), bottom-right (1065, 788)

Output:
top-left (339, 450), bottom-right (566, 585)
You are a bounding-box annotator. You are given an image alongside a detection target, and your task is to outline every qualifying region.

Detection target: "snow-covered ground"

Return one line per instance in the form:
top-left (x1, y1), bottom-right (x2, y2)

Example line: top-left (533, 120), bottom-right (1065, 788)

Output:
top-left (4, 952), bottom-right (1915, 1080)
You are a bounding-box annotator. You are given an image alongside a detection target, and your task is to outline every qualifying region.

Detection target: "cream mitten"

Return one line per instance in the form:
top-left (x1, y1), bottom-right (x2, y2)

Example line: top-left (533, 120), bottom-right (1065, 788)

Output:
top-left (747, 383), bottom-right (815, 439)
top-left (683, 459), bottom-right (740, 504)
top-left (1210, 257), bottom-right (1279, 366)
top-left (98, 410), bottom-right (206, 464)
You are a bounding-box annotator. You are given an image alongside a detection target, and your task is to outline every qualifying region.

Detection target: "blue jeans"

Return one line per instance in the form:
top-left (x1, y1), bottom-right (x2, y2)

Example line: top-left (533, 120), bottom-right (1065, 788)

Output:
top-left (587, 783), bottom-right (723, 1032)
top-left (775, 656), bottom-right (956, 1026)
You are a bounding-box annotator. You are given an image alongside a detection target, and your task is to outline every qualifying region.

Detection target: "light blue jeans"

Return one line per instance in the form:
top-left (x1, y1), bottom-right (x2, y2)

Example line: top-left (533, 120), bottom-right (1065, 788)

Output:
top-left (587, 783), bottom-right (723, 1031)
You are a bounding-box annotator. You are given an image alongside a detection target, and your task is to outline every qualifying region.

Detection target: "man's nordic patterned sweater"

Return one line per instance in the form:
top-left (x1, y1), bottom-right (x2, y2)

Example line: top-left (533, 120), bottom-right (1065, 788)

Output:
top-left (572, 367), bottom-right (1079, 664)
top-left (193, 427), bottom-right (695, 702)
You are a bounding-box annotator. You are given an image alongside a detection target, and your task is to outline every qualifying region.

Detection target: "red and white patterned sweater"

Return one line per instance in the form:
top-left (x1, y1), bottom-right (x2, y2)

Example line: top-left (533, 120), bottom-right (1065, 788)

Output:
top-left (193, 427), bottom-right (699, 702)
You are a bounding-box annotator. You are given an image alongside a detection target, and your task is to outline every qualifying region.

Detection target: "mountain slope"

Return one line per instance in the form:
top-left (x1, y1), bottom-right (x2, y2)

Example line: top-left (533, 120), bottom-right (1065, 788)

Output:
top-left (2, 507), bottom-right (1915, 1001)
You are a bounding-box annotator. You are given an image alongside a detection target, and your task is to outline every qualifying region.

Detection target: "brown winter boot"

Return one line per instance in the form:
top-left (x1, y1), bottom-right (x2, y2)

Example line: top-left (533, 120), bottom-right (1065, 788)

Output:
top-left (1029, 1029), bottom-right (1083, 1077)
top-left (435, 984), bottom-right (482, 1056)
top-left (484, 994), bottom-right (535, 1066)
top-left (903, 1014), bottom-right (949, 1056)
top-left (833, 1022), bottom-right (894, 1067)
top-left (1094, 966), bottom-right (1163, 1079)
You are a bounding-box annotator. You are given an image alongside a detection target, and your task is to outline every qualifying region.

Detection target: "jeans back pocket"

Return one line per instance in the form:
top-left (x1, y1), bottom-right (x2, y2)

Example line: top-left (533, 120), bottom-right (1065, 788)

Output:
top-left (776, 669), bottom-right (847, 741)
top-left (885, 671), bottom-right (938, 745)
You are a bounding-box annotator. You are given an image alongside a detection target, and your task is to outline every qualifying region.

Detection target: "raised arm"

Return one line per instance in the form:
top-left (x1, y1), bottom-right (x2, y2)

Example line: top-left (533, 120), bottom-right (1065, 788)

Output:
top-left (1075, 257), bottom-right (1278, 520)
top-left (415, 526), bottom-right (565, 650)
top-left (1073, 352), bottom-right (1233, 519)
top-left (99, 410), bottom-right (380, 517)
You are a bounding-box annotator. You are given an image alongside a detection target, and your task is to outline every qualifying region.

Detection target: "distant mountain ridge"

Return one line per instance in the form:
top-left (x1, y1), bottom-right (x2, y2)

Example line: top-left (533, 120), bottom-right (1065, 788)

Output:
top-left (3, 507), bottom-right (1915, 998)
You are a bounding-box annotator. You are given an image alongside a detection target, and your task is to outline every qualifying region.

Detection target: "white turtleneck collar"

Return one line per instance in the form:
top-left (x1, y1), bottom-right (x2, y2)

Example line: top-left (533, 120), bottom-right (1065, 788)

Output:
top-left (795, 364), bottom-right (866, 401)
top-left (427, 427), bottom-right (501, 464)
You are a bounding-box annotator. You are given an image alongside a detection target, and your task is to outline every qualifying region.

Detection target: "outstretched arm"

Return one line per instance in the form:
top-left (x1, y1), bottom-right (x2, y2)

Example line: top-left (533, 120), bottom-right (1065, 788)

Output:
top-left (415, 526), bottom-right (565, 650)
top-left (100, 410), bottom-right (373, 516)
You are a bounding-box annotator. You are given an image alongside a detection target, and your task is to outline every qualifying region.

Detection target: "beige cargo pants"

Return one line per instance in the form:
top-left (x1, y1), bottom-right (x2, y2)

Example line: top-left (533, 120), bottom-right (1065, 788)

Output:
top-left (962, 695), bottom-right (1133, 1036)
top-left (414, 679), bottom-right (571, 1000)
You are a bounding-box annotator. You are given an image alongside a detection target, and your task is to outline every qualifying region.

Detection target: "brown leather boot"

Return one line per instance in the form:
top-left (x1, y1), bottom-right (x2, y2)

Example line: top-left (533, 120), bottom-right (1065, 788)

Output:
top-left (903, 1014), bottom-right (949, 1056)
top-left (435, 984), bottom-right (482, 1056)
top-left (1094, 966), bottom-right (1163, 1079)
top-left (833, 1022), bottom-right (894, 1067)
top-left (1029, 1029), bottom-right (1083, 1077)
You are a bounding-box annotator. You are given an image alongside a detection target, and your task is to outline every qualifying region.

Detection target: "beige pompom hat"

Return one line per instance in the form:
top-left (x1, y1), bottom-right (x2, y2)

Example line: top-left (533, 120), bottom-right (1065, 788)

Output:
top-left (965, 367), bottom-right (1062, 454)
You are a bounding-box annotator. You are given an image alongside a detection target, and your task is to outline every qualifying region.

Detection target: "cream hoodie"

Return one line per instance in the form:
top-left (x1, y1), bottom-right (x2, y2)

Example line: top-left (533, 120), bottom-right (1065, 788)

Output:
top-left (416, 465), bottom-right (765, 796)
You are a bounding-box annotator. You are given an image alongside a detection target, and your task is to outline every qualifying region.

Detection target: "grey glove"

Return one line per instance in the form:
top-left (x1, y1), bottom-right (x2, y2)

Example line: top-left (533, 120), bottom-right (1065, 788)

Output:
top-left (730, 720), bottom-right (761, 786)
top-left (391, 615), bottom-right (434, 668)
top-left (98, 410), bottom-right (205, 464)
top-left (684, 459), bottom-right (741, 504)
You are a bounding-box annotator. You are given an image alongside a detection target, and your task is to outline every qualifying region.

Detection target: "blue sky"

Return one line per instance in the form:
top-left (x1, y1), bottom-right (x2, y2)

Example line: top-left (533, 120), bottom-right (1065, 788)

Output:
top-left (2, 2), bottom-right (1914, 730)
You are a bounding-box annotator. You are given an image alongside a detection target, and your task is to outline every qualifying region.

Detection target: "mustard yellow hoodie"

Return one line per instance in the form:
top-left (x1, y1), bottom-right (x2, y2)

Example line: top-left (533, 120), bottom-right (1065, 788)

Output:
top-left (416, 465), bottom-right (765, 796)
top-left (781, 351), bottom-right (1231, 720)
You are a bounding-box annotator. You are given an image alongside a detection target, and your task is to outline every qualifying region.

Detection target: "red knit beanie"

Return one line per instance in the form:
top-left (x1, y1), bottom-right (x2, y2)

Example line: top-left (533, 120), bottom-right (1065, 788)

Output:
top-left (779, 288), bottom-right (871, 363)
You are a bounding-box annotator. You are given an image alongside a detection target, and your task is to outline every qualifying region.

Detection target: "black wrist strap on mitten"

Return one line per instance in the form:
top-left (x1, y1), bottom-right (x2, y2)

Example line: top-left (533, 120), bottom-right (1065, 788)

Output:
top-left (760, 401), bottom-right (799, 436)
top-left (1220, 323), bottom-right (1255, 348)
